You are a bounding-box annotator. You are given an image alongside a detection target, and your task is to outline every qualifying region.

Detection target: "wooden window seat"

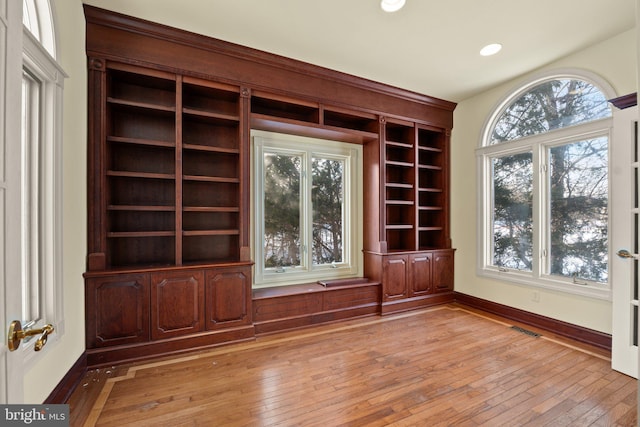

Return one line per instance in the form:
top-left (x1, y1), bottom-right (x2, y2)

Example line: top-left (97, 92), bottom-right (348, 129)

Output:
top-left (252, 279), bottom-right (381, 334)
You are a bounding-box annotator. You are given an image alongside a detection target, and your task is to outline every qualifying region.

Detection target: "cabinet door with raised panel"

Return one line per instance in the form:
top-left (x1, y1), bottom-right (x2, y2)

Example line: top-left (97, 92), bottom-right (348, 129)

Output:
top-left (151, 270), bottom-right (205, 339)
top-left (382, 255), bottom-right (408, 301)
top-left (85, 273), bottom-right (150, 348)
top-left (409, 253), bottom-right (432, 296)
top-left (432, 250), bottom-right (454, 292)
top-left (205, 267), bottom-right (251, 330)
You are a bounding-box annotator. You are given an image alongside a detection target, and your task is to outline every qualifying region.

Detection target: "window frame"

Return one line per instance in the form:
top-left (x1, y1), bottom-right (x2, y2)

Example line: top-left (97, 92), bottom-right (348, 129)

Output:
top-left (252, 130), bottom-right (363, 288)
top-left (477, 70), bottom-right (615, 300)
top-left (20, 24), bottom-right (66, 365)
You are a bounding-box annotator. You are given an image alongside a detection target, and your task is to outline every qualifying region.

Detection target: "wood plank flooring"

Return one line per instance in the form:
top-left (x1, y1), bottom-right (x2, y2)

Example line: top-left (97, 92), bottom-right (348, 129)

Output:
top-left (70, 305), bottom-right (637, 426)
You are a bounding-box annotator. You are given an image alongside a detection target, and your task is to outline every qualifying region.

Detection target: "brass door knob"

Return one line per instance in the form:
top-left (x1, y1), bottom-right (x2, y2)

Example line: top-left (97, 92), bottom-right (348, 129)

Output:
top-left (616, 249), bottom-right (636, 259)
top-left (7, 321), bottom-right (54, 352)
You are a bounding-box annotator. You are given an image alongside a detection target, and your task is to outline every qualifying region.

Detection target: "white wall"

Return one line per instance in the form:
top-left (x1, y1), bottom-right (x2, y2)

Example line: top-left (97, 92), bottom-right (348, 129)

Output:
top-left (451, 29), bottom-right (638, 334)
top-left (23, 0), bottom-right (87, 403)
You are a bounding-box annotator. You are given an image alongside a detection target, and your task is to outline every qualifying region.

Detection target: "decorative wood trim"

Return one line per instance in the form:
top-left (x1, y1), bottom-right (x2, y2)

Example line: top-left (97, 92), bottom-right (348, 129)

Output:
top-left (44, 353), bottom-right (87, 404)
top-left (609, 93), bottom-right (637, 109)
top-left (83, 5), bottom-right (455, 114)
top-left (454, 292), bottom-right (612, 352)
top-left (86, 325), bottom-right (256, 368)
top-left (88, 57), bottom-right (105, 72)
top-left (83, 260), bottom-right (254, 278)
top-left (380, 292), bottom-right (455, 315)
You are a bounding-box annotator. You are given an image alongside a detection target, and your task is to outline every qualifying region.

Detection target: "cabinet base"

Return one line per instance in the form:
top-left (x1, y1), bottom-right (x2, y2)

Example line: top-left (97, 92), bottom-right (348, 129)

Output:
top-left (86, 325), bottom-right (255, 368)
top-left (381, 292), bottom-right (455, 315)
top-left (254, 304), bottom-right (380, 335)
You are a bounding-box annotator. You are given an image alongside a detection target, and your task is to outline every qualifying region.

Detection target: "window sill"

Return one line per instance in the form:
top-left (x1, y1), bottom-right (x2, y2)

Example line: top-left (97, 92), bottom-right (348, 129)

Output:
top-left (478, 268), bottom-right (611, 301)
top-left (252, 278), bottom-right (380, 299)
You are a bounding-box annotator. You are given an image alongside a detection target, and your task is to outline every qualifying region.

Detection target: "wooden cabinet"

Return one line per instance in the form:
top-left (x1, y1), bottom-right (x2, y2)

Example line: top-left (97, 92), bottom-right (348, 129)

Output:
top-left (205, 268), bottom-right (251, 330)
top-left (409, 253), bottom-right (432, 296)
top-left (368, 249), bottom-right (454, 314)
top-left (151, 270), bottom-right (205, 339)
top-left (433, 250), bottom-right (454, 293)
top-left (85, 264), bottom-right (252, 365)
top-left (382, 255), bottom-right (409, 300)
top-left (85, 273), bottom-right (150, 348)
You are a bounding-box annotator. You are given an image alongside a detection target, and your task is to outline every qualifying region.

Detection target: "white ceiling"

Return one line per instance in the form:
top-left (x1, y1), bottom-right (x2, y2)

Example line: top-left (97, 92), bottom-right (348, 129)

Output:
top-left (82, 0), bottom-right (636, 102)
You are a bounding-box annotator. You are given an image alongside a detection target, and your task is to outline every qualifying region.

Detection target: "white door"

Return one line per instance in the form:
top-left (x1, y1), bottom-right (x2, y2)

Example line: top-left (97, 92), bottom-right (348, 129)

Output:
top-left (611, 105), bottom-right (639, 378)
top-left (1, 0), bottom-right (26, 403)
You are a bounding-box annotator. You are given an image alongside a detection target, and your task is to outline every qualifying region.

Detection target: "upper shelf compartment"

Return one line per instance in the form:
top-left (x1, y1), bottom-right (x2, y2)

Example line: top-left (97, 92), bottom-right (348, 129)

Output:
top-left (251, 92), bottom-right (320, 124)
top-left (250, 91), bottom-right (379, 144)
top-left (182, 77), bottom-right (240, 121)
top-left (108, 64), bottom-right (176, 110)
top-left (322, 106), bottom-right (378, 140)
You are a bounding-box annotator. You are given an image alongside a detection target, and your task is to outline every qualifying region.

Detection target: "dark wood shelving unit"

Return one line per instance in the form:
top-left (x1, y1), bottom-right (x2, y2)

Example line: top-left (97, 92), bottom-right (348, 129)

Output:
top-left (363, 118), bottom-right (454, 314)
top-left (417, 125), bottom-right (448, 250)
top-left (383, 120), bottom-right (416, 252)
top-left (86, 57), bottom-right (252, 366)
top-left (84, 5), bottom-right (456, 366)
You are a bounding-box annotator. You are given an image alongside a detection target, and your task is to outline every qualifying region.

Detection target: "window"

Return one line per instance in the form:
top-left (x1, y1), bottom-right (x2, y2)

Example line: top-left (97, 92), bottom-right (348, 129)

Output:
top-left (253, 131), bottom-right (362, 287)
top-left (478, 71), bottom-right (614, 299)
top-left (23, 0), bottom-right (55, 58)
top-left (21, 68), bottom-right (43, 325)
top-left (19, 0), bottom-right (65, 360)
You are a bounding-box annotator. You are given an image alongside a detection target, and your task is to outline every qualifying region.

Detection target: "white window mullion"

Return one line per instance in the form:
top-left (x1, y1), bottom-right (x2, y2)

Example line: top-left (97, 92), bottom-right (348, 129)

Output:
top-left (301, 153), bottom-right (310, 272)
top-left (533, 144), bottom-right (545, 281)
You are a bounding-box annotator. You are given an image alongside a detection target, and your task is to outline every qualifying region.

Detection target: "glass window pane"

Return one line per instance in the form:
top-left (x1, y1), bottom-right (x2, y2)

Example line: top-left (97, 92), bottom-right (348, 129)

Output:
top-left (312, 157), bottom-right (343, 265)
top-left (263, 153), bottom-right (301, 269)
top-left (492, 153), bottom-right (533, 270)
top-left (549, 137), bottom-right (608, 282)
top-left (21, 69), bottom-right (42, 325)
top-left (491, 79), bottom-right (611, 144)
top-left (23, 0), bottom-right (40, 41)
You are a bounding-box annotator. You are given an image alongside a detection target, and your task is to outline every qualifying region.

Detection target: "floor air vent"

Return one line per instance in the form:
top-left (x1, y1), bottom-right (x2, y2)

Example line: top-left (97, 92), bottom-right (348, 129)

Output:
top-left (510, 325), bottom-right (541, 337)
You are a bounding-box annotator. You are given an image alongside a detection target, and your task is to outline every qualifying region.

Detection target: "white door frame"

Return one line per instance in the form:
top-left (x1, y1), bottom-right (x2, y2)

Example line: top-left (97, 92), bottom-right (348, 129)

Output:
top-left (1, 0), bottom-right (26, 403)
top-left (611, 105), bottom-right (639, 378)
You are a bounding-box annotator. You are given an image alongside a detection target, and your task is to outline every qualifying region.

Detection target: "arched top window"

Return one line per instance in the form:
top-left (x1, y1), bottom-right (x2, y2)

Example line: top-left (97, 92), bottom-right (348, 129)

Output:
top-left (477, 70), bottom-right (616, 300)
top-left (487, 76), bottom-right (612, 145)
top-left (23, 0), bottom-right (56, 58)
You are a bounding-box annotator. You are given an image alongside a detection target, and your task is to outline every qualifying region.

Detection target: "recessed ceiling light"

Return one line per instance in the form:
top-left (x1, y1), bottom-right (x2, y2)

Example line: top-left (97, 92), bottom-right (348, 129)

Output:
top-left (480, 43), bottom-right (502, 56)
top-left (381, 0), bottom-right (406, 12)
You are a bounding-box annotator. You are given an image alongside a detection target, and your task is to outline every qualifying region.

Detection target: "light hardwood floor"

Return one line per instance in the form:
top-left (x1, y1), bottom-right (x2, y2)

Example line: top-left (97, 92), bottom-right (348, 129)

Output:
top-left (70, 305), bottom-right (637, 426)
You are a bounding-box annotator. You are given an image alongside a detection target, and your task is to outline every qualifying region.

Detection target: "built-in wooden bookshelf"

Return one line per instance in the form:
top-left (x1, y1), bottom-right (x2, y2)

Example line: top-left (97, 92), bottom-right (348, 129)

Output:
top-left (417, 125), bottom-right (448, 250)
top-left (384, 120), bottom-right (416, 251)
top-left (100, 66), bottom-right (243, 269)
top-left (105, 65), bottom-right (178, 268)
top-left (380, 120), bottom-right (450, 253)
top-left (84, 4), bottom-right (456, 365)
